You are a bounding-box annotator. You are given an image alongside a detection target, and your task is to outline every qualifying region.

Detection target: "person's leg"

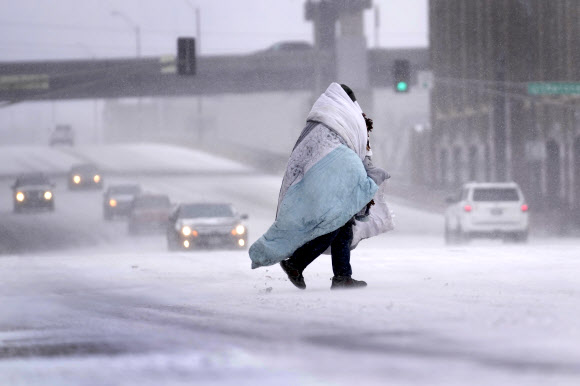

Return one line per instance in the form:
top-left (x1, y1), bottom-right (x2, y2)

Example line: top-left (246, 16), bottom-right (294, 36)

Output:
top-left (330, 220), bottom-right (367, 289)
top-left (280, 228), bottom-right (341, 289)
top-left (330, 221), bottom-right (353, 277)
top-left (287, 228), bottom-right (340, 272)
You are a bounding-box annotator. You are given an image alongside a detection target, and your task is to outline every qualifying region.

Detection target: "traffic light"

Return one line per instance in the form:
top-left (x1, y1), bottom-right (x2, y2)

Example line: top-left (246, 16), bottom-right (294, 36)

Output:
top-left (393, 59), bottom-right (410, 93)
top-left (177, 37), bottom-right (196, 76)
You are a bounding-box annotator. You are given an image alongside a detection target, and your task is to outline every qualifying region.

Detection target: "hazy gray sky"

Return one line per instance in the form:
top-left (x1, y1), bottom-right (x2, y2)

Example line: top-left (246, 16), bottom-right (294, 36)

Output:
top-left (0, 0), bottom-right (428, 61)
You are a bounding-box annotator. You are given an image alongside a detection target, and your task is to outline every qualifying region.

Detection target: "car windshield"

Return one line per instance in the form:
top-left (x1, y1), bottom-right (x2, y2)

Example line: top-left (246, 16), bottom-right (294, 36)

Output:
top-left (72, 165), bottom-right (98, 173)
top-left (473, 188), bottom-right (520, 202)
top-left (179, 204), bottom-right (234, 218)
top-left (109, 185), bottom-right (141, 195)
top-left (134, 196), bottom-right (170, 208)
top-left (16, 174), bottom-right (50, 186)
top-left (275, 42), bottom-right (311, 51)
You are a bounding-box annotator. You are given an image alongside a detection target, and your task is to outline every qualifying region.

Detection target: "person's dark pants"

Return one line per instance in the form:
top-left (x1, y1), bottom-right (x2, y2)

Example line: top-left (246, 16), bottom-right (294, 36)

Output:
top-left (287, 219), bottom-right (354, 277)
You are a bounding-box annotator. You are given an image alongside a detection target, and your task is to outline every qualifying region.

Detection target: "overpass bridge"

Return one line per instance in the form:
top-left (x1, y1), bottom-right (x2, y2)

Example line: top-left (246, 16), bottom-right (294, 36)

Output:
top-left (0, 48), bottom-right (428, 102)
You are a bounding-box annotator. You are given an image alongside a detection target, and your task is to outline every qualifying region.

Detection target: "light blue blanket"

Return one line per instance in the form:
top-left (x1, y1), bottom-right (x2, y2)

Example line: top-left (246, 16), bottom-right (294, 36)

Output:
top-left (249, 145), bottom-right (378, 269)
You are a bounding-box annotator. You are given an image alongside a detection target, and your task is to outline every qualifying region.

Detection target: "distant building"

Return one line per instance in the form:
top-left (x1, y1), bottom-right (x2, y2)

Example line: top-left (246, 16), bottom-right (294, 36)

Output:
top-left (428, 0), bottom-right (580, 221)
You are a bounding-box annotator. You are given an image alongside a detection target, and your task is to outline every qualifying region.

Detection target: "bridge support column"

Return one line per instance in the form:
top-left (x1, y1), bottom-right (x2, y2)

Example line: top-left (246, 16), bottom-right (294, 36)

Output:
top-left (336, 7), bottom-right (368, 91)
top-left (305, 0), bottom-right (372, 106)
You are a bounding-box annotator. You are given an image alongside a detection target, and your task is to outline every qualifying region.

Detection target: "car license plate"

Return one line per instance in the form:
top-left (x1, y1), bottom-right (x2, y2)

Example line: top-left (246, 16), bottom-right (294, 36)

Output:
top-left (203, 237), bottom-right (219, 245)
top-left (490, 208), bottom-right (503, 215)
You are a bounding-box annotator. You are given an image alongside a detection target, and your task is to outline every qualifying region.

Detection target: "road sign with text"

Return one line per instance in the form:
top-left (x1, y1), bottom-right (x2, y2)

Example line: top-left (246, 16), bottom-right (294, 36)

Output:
top-left (528, 82), bottom-right (580, 95)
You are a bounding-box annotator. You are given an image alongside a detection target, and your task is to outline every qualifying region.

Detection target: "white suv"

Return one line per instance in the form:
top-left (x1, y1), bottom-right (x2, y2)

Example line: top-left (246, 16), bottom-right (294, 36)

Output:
top-left (445, 182), bottom-right (529, 243)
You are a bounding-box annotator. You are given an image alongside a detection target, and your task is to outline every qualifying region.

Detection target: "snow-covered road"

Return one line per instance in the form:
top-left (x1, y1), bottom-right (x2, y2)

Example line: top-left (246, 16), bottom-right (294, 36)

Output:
top-left (1, 144), bottom-right (579, 385)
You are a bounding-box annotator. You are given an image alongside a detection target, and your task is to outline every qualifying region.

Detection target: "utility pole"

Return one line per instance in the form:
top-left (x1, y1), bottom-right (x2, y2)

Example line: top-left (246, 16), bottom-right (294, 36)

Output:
top-left (111, 10), bottom-right (143, 141)
top-left (135, 25), bottom-right (141, 58)
top-left (185, 1), bottom-right (203, 143)
top-left (184, 1), bottom-right (201, 54)
top-left (374, 5), bottom-right (380, 48)
top-left (76, 43), bottom-right (100, 144)
top-left (196, 7), bottom-right (201, 55)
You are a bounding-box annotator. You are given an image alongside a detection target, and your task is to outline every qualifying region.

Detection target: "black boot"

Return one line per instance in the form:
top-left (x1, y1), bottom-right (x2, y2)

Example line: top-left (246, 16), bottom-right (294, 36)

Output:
top-left (330, 275), bottom-right (367, 290)
top-left (280, 260), bottom-right (306, 290)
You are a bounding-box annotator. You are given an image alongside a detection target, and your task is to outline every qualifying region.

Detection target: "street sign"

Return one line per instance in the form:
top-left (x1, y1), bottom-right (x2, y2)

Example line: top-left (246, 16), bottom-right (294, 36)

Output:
top-left (159, 55), bottom-right (176, 74)
top-left (528, 82), bottom-right (580, 95)
top-left (0, 74), bottom-right (49, 91)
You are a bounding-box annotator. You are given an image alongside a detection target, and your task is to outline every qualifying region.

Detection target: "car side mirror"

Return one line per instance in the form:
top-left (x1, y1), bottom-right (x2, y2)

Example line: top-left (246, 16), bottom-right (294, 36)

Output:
top-left (241, 214), bottom-right (249, 220)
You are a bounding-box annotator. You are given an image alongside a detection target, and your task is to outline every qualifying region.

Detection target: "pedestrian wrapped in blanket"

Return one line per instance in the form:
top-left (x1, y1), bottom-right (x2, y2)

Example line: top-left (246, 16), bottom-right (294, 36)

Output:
top-left (249, 83), bottom-right (392, 290)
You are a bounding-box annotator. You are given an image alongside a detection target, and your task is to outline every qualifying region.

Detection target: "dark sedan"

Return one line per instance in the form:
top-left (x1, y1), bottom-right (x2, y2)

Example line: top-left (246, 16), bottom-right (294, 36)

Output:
top-left (11, 173), bottom-right (55, 213)
top-left (128, 194), bottom-right (171, 235)
top-left (103, 184), bottom-right (142, 220)
top-left (68, 164), bottom-right (103, 190)
top-left (167, 203), bottom-right (248, 251)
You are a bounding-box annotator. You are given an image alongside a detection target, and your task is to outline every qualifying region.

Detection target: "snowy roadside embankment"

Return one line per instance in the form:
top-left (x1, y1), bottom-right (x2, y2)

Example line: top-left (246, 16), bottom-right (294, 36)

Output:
top-left (0, 146), bottom-right (82, 179)
top-left (0, 143), bottom-right (254, 180)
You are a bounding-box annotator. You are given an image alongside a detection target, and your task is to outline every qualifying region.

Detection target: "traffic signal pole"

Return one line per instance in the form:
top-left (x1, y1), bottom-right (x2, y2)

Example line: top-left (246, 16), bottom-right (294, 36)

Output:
top-left (393, 59), bottom-right (410, 93)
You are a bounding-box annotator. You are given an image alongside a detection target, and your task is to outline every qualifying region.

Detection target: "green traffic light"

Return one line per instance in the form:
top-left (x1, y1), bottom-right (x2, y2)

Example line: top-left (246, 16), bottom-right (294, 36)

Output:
top-left (396, 81), bottom-right (408, 92)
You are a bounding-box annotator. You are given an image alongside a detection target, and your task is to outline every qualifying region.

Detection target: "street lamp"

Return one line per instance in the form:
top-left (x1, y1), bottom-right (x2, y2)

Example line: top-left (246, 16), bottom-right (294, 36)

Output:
top-left (110, 10), bottom-right (141, 57)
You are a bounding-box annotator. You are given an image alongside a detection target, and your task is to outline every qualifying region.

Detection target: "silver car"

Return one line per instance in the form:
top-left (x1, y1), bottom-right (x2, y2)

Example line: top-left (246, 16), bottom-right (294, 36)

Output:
top-left (167, 203), bottom-right (248, 251)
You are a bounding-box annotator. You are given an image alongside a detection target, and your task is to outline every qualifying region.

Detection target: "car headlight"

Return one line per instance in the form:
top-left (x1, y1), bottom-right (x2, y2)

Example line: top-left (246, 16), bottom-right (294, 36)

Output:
top-left (180, 226), bottom-right (198, 237)
top-left (73, 175), bottom-right (81, 184)
top-left (16, 192), bottom-right (25, 202)
top-left (238, 239), bottom-right (245, 247)
top-left (44, 191), bottom-right (52, 200)
top-left (109, 199), bottom-right (117, 207)
top-left (235, 225), bottom-right (245, 235)
top-left (182, 226), bottom-right (192, 236)
top-left (93, 175), bottom-right (101, 183)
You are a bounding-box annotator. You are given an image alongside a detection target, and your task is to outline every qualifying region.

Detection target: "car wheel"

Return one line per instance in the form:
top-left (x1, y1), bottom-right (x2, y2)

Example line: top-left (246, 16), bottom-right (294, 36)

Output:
top-left (458, 228), bottom-right (469, 244)
top-left (444, 223), bottom-right (452, 244)
top-left (509, 231), bottom-right (528, 243)
top-left (445, 222), bottom-right (461, 245)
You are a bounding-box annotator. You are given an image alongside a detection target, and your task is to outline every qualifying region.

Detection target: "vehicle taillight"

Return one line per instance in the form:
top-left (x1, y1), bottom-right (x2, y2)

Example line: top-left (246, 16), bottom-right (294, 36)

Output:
top-left (463, 204), bottom-right (472, 212)
top-left (521, 204), bottom-right (529, 212)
